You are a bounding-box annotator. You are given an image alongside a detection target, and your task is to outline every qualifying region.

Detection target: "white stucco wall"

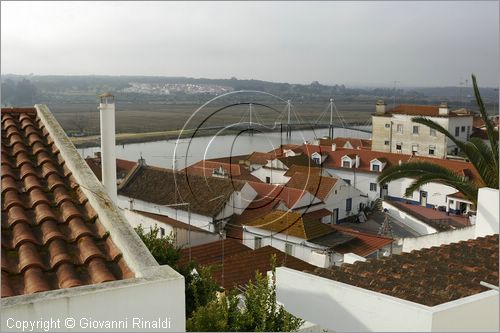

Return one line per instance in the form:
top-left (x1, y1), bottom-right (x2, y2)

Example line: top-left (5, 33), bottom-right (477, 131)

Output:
top-left (398, 226), bottom-right (475, 253)
top-left (275, 267), bottom-right (498, 332)
top-left (2, 267), bottom-right (185, 332)
top-left (382, 201), bottom-right (437, 235)
top-left (251, 167), bottom-right (289, 184)
top-left (325, 168), bottom-right (382, 202)
top-left (475, 187), bottom-right (499, 238)
top-left (389, 178), bottom-right (458, 208)
top-left (242, 227), bottom-right (331, 267)
top-left (121, 209), bottom-right (219, 247)
top-left (118, 195), bottom-right (215, 232)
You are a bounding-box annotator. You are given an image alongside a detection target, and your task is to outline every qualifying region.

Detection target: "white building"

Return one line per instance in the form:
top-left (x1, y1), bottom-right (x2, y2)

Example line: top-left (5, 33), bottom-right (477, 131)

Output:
top-left (117, 165), bottom-right (257, 233)
top-left (122, 209), bottom-right (220, 247)
top-left (302, 144), bottom-right (480, 211)
top-left (1, 106), bottom-right (185, 332)
top-left (371, 101), bottom-right (474, 158)
top-left (242, 210), bottom-right (392, 268)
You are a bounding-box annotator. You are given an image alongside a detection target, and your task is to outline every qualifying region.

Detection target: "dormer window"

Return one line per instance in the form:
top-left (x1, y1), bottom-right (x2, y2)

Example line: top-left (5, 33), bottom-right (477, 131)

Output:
top-left (313, 157), bottom-right (321, 165)
top-left (341, 155), bottom-right (357, 168)
top-left (370, 158), bottom-right (387, 172)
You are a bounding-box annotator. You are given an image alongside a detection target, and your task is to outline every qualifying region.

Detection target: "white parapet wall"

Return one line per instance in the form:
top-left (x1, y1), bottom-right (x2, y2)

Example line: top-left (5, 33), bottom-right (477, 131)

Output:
top-left (398, 226), bottom-right (475, 253)
top-left (2, 266), bottom-right (185, 332)
top-left (475, 188), bottom-right (499, 238)
top-left (275, 267), bottom-right (499, 332)
top-left (382, 201), bottom-right (437, 235)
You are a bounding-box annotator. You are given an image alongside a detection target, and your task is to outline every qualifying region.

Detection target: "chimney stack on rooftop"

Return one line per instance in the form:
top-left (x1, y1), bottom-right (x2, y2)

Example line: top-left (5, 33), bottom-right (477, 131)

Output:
top-left (439, 102), bottom-right (449, 115)
top-left (331, 143), bottom-right (336, 151)
top-left (375, 99), bottom-right (386, 115)
top-left (98, 92), bottom-right (117, 203)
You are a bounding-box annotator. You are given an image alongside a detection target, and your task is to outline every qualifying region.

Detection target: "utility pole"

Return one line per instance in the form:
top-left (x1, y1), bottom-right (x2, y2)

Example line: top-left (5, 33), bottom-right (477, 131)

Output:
top-left (248, 103), bottom-right (253, 136)
top-left (286, 99), bottom-right (292, 139)
top-left (329, 98), bottom-right (334, 138)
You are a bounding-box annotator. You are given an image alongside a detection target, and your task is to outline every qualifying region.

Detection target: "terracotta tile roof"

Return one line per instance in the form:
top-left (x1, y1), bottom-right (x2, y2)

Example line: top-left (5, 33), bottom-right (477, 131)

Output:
top-left (285, 173), bottom-right (337, 201)
top-left (131, 210), bottom-right (213, 234)
top-left (1, 108), bottom-right (134, 298)
top-left (178, 238), bottom-right (251, 267)
top-left (278, 154), bottom-right (313, 168)
top-left (247, 151), bottom-right (276, 165)
top-left (243, 210), bottom-right (335, 240)
top-left (384, 104), bottom-right (472, 117)
top-left (183, 159), bottom-right (262, 182)
top-left (329, 225), bottom-right (394, 257)
top-left (210, 245), bottom-right (316, 290)
top-left (118, 165), bottom-right (246, 217)
top-left (447, 191), bottom-right (468, 200)
top-left (473, 115), bottom-right (499, 129)
top-left (283, 165), bottom-right (323, 177)
top-left (312, 234), bottom-right (499, 306)
top-left (248, 182), bottom-right (309, 209)
top-left (226, 193), bottom-right (283, 242)
top-left (319, 137), bottom-right (372, 150)
top-left (267, 144), bottom-right (303, 156)
top-left (85, 155), bottom-right (137, 181)
top-left (302, 208), bottom-right (332, 221)
top-left (301, 145), bottom-right (482, 184)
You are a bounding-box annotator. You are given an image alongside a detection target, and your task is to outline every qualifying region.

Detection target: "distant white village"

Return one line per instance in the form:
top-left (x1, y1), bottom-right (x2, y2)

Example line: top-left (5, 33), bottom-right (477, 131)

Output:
top-left (1, 94), bottom-right (498, 332)
top-left (122, 82), bottom-right (233, 95)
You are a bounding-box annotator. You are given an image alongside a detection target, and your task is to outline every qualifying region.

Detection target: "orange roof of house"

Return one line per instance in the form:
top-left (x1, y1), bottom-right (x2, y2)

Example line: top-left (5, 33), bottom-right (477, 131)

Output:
top-left (1, 108), bottom-right (133, 298)
top-left (285, 173), bottom-right (338, 201)
top-left (330, 225), bottom-right (394, 257)
top-left (319, 137), bottom-right (372, 150)
top-left (210, 245), bottom-right (316, 290)
top-left (300, 145), bottom-right (482, 184)
top-left (178, 238), bottom-right (251, 267)
top-left (247, 151), bottom-right (276, 165)
top-left (313, 234), bottom-right (498, 306)
top-left (85, 156), bottom-right (137, 181)
top-left (243, 210), bottom-right (334, 240)
top-left (248, 182), bottom-right (310, 209)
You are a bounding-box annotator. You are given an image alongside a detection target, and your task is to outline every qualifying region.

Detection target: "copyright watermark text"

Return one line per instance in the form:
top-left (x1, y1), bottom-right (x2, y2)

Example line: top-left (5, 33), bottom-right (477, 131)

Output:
top-left (5, 317), bottom-right (172, 331)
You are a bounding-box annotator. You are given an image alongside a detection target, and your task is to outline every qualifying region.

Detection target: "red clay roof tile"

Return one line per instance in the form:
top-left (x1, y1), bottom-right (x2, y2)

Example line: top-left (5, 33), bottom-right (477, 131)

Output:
top-left (1, 108), bottom-right (134, 297)
top-left (312, 234), bottom-right (498, 306)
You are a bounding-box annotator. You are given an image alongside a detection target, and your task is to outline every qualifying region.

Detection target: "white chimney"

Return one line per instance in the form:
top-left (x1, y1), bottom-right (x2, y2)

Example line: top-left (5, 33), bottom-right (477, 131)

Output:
top-left (438, 102), bottom-right (449, 115)
top-left (375, 99), bottom-right (386, 115)
top-left (99, 92), bottom-right (117, 203)
top-left (331, 143), bottom-right (336, 151)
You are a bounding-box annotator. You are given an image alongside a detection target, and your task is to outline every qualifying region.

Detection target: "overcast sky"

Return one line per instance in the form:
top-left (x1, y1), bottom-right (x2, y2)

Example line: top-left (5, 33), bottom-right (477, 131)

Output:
top-left (1, 1), bottom-right (499, 87)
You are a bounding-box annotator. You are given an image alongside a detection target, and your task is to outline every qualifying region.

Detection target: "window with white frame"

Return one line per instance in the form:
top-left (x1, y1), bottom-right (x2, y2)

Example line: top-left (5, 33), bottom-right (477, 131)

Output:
top-left (370, 183), bottom-right (377, 191)
top-left (285, 243), bottom-right (293, 255)
top-left (396, 143), bottom-right (402, 151)
top-left (397, 124), bottom-right (403, 133)
top-left (384, 140), bottom-right (390, 145)
top-left (372, 163), bottom-right (380, 171)
top-left (385, 123), bottom-right (390, 128)
top-left (254, 237), bottom-right (262, 249)
top-left (413, 125), bottom-right (419, 134)
top-left (412, 144), bottom-right (419, 153)
top-left (342, 160), bottom-right (351, 168)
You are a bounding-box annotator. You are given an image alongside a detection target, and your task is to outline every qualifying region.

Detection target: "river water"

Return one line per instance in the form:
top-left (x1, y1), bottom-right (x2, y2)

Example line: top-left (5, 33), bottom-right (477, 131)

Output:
top-left (77, 127), bottom-right (370, 169)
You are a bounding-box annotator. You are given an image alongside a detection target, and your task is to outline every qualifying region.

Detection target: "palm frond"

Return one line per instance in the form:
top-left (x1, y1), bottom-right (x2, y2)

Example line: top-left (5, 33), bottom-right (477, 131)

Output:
top-left (378, 161), bottom-right (479, 204)
top-left (472, 74), bottom-right (498, 162)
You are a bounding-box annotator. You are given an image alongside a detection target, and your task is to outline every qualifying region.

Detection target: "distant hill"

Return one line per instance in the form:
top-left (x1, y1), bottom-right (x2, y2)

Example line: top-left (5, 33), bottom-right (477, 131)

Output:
top-left (1, 74), bottom-right (497, 108)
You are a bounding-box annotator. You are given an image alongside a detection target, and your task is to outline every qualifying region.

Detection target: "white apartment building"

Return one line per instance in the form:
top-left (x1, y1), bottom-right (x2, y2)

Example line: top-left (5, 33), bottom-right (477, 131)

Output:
top-left (371, 100), bottom-right (474, 158)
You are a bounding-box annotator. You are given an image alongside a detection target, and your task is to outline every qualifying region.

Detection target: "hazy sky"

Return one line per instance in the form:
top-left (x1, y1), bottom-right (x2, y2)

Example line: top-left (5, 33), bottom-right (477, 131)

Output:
top-left (2, 1), bottom-right (499, 87)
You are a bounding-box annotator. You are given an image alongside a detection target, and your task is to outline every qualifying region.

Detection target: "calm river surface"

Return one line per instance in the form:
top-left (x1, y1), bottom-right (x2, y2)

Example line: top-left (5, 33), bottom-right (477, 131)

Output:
top-left (77, 127), bottom-right (370, 169)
